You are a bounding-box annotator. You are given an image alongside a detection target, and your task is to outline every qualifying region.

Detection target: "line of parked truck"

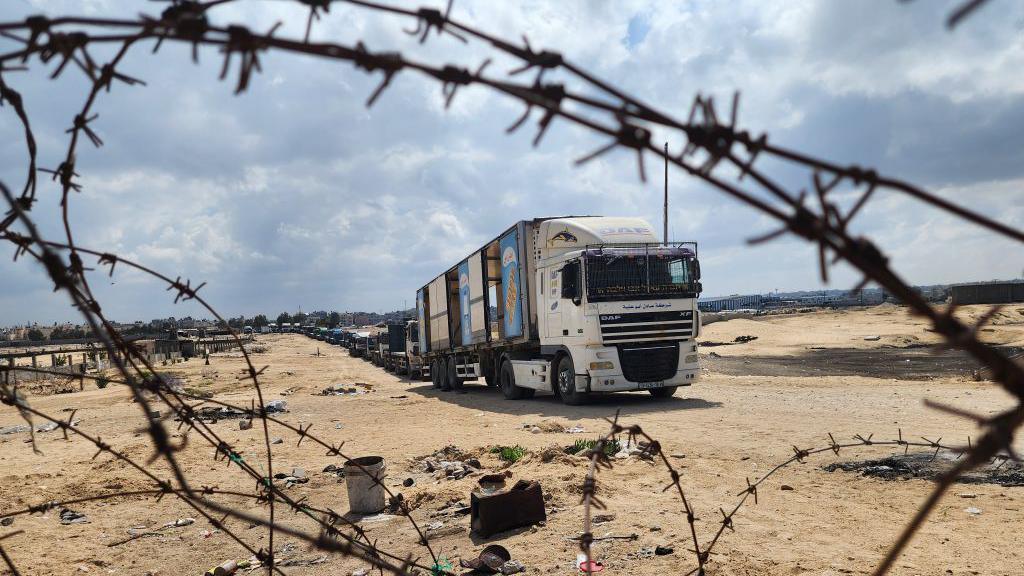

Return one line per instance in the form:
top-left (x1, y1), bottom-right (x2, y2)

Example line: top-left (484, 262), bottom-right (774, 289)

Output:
top-left (288, 215), bottom-right (704, 405)
top-left (292, 321), bottom-right (431, 380)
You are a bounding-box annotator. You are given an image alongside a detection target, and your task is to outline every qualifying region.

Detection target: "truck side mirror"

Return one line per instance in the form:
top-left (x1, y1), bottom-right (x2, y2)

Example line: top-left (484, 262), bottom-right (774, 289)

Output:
top-left (692, 259), bottom-right (701, 281)
top-left (561, 261), bottom-right (581, 305)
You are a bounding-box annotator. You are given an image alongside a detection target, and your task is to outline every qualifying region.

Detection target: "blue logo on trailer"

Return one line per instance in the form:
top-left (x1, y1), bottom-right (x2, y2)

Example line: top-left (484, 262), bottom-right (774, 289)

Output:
top-left (417, 289), bottom-right (427, 352)
top-left (458, 260), bottom-right (472, 346)
top-left (499, 230), bottom-right (523, 338)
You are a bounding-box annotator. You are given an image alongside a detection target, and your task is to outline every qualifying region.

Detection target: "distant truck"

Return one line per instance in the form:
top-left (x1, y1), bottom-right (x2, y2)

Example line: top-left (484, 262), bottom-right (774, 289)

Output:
top-left (382, 320), bottom-right (430, 380)
top-left (416, 216), bottom-right (702, 404)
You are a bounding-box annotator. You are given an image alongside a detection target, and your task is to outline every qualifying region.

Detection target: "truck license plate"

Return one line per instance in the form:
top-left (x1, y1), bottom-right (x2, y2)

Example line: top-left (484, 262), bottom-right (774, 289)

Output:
top-left (638, 381), bottom-right (663, 389)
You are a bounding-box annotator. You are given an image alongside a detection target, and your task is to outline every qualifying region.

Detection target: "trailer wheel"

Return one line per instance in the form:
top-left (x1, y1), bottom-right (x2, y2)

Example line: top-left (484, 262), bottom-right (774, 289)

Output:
top-left (447, 356), bottom-right (464, 391)
top-left (556, 355), bottom-right (588, 405)
top-left (648, 386), bottom-right (678, 399)
top-left (439, 357), bottom-right (453, 391)
top-left (430, 360), bottom-right (442, 389)
top-left (500, 360), bottom-right (534, 400)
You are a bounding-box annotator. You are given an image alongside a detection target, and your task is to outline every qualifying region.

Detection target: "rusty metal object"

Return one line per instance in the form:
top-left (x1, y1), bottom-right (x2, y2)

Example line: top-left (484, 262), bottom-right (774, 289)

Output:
top-left (471, 480), bottom-right (546, 538)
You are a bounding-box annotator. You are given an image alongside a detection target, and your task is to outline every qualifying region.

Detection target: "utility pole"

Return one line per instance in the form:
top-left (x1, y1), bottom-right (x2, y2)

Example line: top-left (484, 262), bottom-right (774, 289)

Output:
top-left (663, 141), bottom-right (669, 244)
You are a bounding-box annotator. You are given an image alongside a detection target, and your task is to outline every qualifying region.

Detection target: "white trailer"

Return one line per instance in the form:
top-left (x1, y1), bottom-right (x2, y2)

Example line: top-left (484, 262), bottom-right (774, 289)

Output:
top-left (417, 216), bottom-right (703, 404)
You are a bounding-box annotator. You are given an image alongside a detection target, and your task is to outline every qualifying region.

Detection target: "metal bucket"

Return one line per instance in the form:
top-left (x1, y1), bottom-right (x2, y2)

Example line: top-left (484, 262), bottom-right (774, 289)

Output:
top-left (344, 456), bottom-right (387, 514)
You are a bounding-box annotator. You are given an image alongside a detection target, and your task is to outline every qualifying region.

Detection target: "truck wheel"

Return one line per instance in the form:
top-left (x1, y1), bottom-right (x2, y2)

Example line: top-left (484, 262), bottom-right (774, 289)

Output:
top-left (430, 360), bottom-right (442, 389)
top-left (447, 356), bottom-right (464, 391)
top-left (648, 386), bottom-right (678, 399)
top-left (556, 355), bottom-right (588, 405)
top-left (439, 357), bottom-right (453, 391)
top-left (500, 360), bottom-right (534, 400)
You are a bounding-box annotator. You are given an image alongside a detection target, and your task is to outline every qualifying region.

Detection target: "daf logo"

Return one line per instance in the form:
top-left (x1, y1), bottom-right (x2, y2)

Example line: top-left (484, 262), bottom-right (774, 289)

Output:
top-left (600, 314), bottom-right (621, 321)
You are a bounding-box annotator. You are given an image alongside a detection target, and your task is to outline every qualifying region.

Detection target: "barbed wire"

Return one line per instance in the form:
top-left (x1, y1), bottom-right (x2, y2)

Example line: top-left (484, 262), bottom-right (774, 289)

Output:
top-left (578, 412), bottom-right (1015, 576)
top-left (0, 0), bottom-right (1020, 575)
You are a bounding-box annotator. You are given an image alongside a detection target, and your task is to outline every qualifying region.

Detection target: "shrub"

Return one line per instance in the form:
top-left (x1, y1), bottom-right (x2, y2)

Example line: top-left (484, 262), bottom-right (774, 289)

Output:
top-left (490, 445), bottom-right (527, 463)
top-left (95, 377), bottom-right (109, 390)
top-left (565, 438), bottom-right (621, 456)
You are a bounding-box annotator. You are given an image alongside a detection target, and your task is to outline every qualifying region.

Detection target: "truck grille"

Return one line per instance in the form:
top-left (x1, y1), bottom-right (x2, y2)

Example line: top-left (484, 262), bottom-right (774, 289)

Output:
top-left (599, 310), bottom-right (693, 343)
top-left (617, 342), bottom-right (679, 382)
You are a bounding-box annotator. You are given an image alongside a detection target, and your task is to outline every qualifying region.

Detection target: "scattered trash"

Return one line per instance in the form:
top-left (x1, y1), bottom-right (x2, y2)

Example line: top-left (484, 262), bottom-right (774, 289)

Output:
top-left (959, 493), bottom-right (977, 498)
top-left (0, 425), bottom-right (30, 436)
top-left (576, 553), bottom-right (604, 573)
top-left (636, 547), bottom-right (656, 559)
top-left (654, 545), bottom-right (674, 556)
top-left (403, 477), bottom-right (415, 487)
top-left (965, 507), bottom-right (982, 515)
top-left (335, 423), bottom-right (344, 429)
top-left (825, 452), bottom-right (1024, 486)
top-left (460, 544), bottom-right (510, 572)
top-left (60, 508), bottom-right (88, 525)
top-left (592, 514), bottom-right (615, 524)
top-left (422, 448), bottom-right (484, 480)
top-left (471, 479), bottom-right (546, 537)
top-left (530, 426), bottom-right (542, 434)
top-left (566, 424), bottom-right (586, 434)
top-left (1, 517), bottom-right (13, 526)
top-left (425, 522), bottom-right (467, 539)
top-left (265, 399), bottom-right (288, 413)
top-left (733, 335), bottom-right (758, 343)
top-left (863, 335), bottom-right (881, 341)
top-left (780, 484), bottom-right (794, 491)
top-left (291, 467), bottom-right (306, 479)
top-left (500, 559), bottom-right (526, 574)
top-left (318, 384), bottom-right (373, 396)
top-left (271, 437), bottom-right (283, 445)
top-left (238, 419), bottom-right (253, 431)
top-left (36, 422), bottom-right (59, 433)
top-left (390, 395), bottom-right (408, 399)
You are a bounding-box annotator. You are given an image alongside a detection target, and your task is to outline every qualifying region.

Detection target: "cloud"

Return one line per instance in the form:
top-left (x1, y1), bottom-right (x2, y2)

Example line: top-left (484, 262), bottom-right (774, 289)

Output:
top-left (1, 0), bottom-right (1022, 324)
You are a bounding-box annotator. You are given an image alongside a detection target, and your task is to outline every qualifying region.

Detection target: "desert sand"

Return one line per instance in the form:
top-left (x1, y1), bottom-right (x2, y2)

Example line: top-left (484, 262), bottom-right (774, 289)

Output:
top-left (1, 304), bottom-right (1023, 575)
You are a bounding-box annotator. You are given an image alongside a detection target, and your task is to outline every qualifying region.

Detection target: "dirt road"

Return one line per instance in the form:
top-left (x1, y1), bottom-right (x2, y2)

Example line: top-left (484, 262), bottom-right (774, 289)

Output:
top-left (1, 304), bottom-right (1023, 575)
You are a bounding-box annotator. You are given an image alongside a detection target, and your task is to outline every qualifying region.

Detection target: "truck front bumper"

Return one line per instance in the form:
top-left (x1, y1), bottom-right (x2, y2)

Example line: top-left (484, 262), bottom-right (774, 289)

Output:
top-left (579, 342), bottom-right (699, 393)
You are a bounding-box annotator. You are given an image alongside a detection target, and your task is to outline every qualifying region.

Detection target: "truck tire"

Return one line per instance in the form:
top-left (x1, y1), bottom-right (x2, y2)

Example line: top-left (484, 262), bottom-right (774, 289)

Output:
top-left (430, 360), bottom-right (442, 390)
top-left (648, 386), bottom-right (678, 399)
top-left (439, 357), bottom-right (452, 391)
top-left (556, 355), bottom-right (588, 405)
top-left (447, 356), bottom-right (464, 391)
top-left (500, 360), bottom-right (534, 400)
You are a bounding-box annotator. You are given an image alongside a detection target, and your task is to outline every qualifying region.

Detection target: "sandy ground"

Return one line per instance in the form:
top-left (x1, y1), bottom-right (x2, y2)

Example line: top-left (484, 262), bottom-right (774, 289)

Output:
top-left (1, 304), bottom-right (1024, 576)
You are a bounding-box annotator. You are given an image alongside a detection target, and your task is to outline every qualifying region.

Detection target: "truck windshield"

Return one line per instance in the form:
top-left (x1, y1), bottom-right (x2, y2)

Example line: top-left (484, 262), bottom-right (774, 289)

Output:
top-left (585, 246), bottom-right (698, 301)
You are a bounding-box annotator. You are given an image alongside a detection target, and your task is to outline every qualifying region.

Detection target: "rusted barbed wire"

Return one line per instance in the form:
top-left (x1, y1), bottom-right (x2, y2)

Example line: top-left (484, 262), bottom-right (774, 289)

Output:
top-left (0, 0), bottom-right (1021, 575)
top-left (580, 413), bottom-right (1015, 576)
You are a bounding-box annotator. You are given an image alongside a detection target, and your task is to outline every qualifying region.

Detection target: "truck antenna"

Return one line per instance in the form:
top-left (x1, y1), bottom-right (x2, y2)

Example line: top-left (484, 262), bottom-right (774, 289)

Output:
top-left (663, 141), bottom-right (669, 244)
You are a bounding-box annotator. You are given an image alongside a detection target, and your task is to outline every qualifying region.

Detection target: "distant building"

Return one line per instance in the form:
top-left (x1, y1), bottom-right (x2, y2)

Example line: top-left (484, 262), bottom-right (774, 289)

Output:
top-left (950, 281), bottom-right (1024, 305)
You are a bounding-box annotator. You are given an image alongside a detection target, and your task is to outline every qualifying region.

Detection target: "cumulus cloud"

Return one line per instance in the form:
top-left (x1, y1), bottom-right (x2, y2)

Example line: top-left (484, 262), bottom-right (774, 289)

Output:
top-left (1, 0), bottom-right (1022, 324)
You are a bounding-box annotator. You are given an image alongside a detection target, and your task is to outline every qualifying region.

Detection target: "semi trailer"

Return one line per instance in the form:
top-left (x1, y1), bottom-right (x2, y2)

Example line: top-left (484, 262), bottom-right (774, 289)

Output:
top-left (416, 216), bottom-right (702, 405)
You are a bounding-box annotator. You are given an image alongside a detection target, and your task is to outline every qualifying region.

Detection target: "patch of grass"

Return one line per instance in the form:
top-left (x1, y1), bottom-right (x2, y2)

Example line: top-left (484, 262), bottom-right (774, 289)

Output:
top-left (565, 438), bottom-right (621, 456)
top-left (490, 444), bottom-right (527, 463)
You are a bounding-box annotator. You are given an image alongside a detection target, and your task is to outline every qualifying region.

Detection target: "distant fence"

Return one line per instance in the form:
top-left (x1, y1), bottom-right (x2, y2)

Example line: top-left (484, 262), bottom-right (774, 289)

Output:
top-left (950, 281), bottom-right (1024, 305)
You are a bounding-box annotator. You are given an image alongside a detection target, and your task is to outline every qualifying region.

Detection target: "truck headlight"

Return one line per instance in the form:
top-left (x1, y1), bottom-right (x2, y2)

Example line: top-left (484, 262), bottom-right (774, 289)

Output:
top-left (589, 361), bottom-right (614, 371)
top-left (684, 354), bottom-right (698, 364)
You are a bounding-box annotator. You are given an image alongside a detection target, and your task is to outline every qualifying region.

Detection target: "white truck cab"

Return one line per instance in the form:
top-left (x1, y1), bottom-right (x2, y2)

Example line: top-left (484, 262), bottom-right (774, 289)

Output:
top-left (418, 216), bottom-right (702, 404)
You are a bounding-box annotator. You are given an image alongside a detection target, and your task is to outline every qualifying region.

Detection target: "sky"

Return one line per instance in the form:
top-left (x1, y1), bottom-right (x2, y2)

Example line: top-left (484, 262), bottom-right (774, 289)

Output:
top-left (1, 0), bottom-right (1023, 325)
